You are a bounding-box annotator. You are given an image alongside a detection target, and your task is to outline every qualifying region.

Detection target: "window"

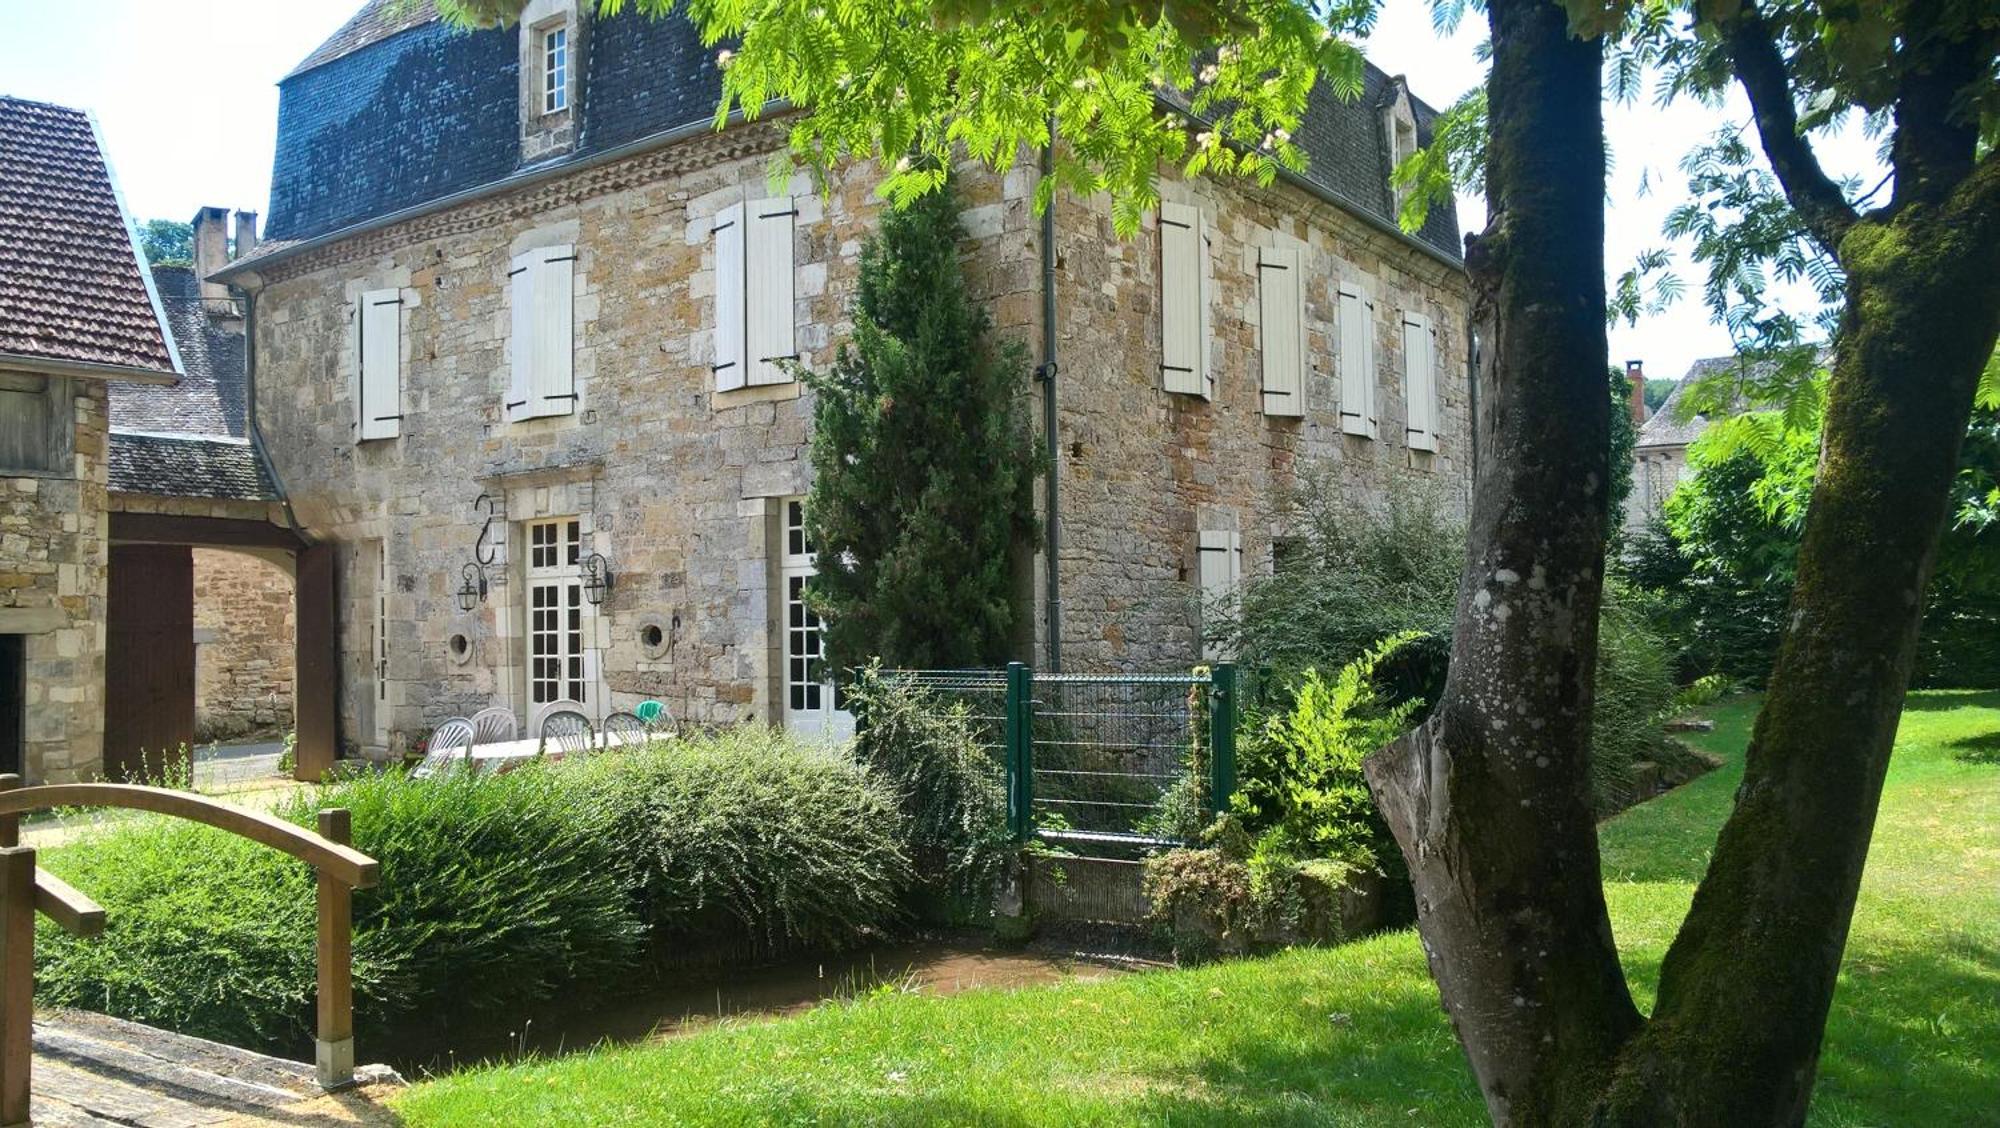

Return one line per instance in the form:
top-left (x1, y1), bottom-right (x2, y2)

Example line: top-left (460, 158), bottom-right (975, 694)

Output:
top-left (507, 245), bottom-right (576, 421)
top-left (542, 26), bottom-right (568, 114)
top-left (1159, 202), bottom-right (1213, 398)
top-left (525, 518), bottom-right (587, 707)
top-left (1257, 246), bottom-right (1305, 417)
top-left (1337, 284), bottom-right (1378, 439)
top-left (711, 199), bottom-right (798, 391)
top-left (777, 498), bottom-right (850, 738)
top-left (1402, 311), bottom-right (1439, 452)
top-left (354, 289), bottom-right (402, 441)
top-left (0, 373), bottom-right (70, 474)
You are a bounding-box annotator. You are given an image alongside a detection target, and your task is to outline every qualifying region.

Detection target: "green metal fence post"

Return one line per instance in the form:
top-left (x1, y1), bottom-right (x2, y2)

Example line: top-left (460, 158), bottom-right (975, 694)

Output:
top-left (1208, 662), bottom-right (1238, 816)
top-left (1005, 662), bottom-right (1032, 840)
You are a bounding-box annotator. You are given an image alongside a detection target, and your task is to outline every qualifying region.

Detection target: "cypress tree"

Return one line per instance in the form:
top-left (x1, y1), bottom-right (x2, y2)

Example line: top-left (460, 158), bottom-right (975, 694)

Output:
top-left (802, 177), bottom-right (1039, 671)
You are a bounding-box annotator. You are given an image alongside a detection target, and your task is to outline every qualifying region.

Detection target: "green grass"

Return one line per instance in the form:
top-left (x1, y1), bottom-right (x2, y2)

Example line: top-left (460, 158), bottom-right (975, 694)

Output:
top-left (394, 694), bottom-right (2000, 1126)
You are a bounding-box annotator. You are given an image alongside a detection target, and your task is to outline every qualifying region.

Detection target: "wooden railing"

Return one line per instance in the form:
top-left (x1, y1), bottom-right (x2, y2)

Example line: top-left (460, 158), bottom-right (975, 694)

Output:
top-left (0, 775), bottom-right (379, 1128)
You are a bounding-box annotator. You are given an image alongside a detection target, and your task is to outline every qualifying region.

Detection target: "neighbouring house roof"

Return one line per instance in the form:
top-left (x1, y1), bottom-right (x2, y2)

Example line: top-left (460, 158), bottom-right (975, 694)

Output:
top-left (109, 267), bottom-right (247, 438)
top-left (1638, 352), bottom-right (1828, 451)
top-left (107, 432), bottom-right (277, 501)
top-left (0, 96), bottom-right (181, 379)
top-left (250, 1), bottom-right (1461, 263)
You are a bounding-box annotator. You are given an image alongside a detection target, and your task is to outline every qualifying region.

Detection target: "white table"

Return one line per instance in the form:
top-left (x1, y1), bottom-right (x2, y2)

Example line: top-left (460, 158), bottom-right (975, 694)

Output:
top-left (466, 727), bottom-right (650, 771)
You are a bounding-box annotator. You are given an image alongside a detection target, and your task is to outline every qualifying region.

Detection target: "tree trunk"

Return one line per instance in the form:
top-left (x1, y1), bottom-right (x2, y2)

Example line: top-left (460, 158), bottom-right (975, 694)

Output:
top-left (1595, 157), bottom-right (2000, 1125)
top-left (1362, 2), bottom-right (1639, 1122)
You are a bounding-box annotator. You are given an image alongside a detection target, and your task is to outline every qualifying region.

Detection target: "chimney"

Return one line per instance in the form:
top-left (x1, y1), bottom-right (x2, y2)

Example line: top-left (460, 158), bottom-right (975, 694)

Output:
top-left (191, 206), bottom-right (231, 313)
top-left (1625, 359), bottom-right (1648, 425)
top-left (233, 210), bottom-right (259, 261)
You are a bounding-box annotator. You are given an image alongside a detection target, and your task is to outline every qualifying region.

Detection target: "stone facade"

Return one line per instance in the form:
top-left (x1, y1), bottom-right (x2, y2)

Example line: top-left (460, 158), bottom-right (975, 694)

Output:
top-left (0, 376), bottom-right (109, 783)
top-left (243, 124), bottom-right (1468, 752)
top-left (192, 548), bottom-right (295, 741)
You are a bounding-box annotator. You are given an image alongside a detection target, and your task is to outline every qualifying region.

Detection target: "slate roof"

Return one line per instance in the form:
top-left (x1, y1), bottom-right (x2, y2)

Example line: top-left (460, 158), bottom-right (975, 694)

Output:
top-left (107, 432), bottom-right (276, 501)
top-left (108, 267), bottom-right (246, 438)
top-left (0, 96), bottom-right (180, 377)
top-left (1638, 352), bottom-right (1828, 450)
top-left (256, 2), bottom-right (1460, 261)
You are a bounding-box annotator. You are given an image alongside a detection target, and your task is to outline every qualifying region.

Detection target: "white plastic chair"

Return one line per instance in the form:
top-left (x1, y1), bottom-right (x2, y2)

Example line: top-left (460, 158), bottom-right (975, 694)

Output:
top-left (413, 718), bottom-right (475, 778)
top-left (469, 706), bottom-right (518, 747)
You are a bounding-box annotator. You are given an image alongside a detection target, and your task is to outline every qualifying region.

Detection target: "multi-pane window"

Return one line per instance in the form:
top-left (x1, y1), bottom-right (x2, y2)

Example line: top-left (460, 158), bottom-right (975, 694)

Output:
top-left (525, 518), bottom-right (585, 706)
top-left (542, 26), bottom-right (568, 114)
top-left (782, 500), bottom-right (825, 714)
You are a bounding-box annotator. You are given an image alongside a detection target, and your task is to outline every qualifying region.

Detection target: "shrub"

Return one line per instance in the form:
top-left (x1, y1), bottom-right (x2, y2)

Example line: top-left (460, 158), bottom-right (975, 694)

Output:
top-left (845, 672), bottom-right (1010, 915)
top-left (1591, 590), bottom-right (1679, 810)
top-left (1216, 479), bottom-right (1461, 709)
top-left (561, 727), bottom-right (910, 956)
top-left (36, 727), bottom-right (912, 1058)
top-left (1234, 634), bottom-right (1421, 870)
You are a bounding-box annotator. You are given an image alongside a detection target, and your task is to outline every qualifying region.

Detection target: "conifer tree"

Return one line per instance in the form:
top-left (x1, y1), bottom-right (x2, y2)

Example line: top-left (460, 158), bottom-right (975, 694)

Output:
top-left (802, 176), bottom-right (1038, 671)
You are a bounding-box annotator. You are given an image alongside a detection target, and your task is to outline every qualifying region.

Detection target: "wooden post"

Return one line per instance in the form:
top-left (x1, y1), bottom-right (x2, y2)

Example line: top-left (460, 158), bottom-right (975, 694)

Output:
top-left (314, 808), bottom-right (354, 1089)
top-left (294, 544), bottom-right (339, 783)
top-left (0, 846), bottom-right (34, 1128)
top-left (0, 775), bottom-right (18, 849)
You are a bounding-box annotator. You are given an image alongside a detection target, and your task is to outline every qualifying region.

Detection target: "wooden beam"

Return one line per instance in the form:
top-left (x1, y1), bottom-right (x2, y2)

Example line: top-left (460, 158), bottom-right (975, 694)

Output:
top-left (294, 543), bottom-right (338, 783)
top-left (34, 870), bottom-right (104, 939)
top-left (0, 847), bottom-right (32, 1128)
top-left (0, 785), bottom-right (376, 889)
top-left (108, 512), bottom-right (304, 550)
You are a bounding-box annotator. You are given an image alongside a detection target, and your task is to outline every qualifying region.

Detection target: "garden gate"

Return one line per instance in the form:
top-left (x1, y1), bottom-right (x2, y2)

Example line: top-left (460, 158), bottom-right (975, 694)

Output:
top-left (877, 663), bottom-right (1240, 848)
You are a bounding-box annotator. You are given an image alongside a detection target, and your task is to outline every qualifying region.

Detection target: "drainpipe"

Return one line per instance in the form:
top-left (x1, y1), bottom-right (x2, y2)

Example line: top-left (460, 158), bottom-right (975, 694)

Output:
top-left (1034, 116), bottom-right (1062, 674)
top-left (237, 286), bottom-right (308, 541)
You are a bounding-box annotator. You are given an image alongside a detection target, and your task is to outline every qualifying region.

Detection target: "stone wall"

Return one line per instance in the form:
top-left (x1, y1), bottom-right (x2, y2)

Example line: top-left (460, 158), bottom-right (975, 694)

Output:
top-left (1042, 172), bottom-right (1472, 671)
top-left (245, 123), bottom-right (1467, 752)
top-left (192, 548), bottom-right (295, 741)
top-left (0, 377), bottom-right (108, 783)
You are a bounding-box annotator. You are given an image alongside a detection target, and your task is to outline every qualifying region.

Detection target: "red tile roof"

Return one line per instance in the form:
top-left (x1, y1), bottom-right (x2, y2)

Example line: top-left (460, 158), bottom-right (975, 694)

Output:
top-left (0, 96), bottom-right (179, 377)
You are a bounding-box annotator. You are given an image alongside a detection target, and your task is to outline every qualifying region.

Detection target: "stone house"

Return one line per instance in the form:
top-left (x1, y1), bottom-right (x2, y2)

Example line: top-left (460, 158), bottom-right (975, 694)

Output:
top-left (0, 96), bottom-right (183, 782)
top-left (214, 1), bottom-right (1473, 756)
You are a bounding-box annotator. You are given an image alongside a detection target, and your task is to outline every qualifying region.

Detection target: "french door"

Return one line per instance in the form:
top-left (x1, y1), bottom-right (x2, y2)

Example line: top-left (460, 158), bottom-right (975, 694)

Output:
top-left (779, 498), bottom-right (851, 741)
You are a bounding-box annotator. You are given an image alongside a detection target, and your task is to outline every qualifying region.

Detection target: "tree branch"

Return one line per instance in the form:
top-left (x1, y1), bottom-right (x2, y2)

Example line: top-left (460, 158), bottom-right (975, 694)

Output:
top-left (1720, 3), bottom-right (1857, 253)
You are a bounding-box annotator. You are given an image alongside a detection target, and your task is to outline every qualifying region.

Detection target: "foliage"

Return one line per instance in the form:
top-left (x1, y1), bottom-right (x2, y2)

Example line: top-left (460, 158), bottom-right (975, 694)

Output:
top-left (439, 0), bottom-right (1377, 236)
top-left (1590, 587), bottom-right (1680, 808)
top-left (37, 728), bottom-right (914, 1057)
top-left (1607, 366), bottom-right (1638, 542)
top-left (394, 694), bottom-right (2000, 1127)
top-left (845, 670), bottom-right (1011, 912)
top-left (801, 175), bottom-right (1038, 671)
top-left (136, 218), bottom-right (192, 267)
top-left (1233, 633), bottom-right (1420, 870)
top-left (1643, 377), bottom-right (1675, 413)
top-left (1621, 403), bottom-right (2000, 689)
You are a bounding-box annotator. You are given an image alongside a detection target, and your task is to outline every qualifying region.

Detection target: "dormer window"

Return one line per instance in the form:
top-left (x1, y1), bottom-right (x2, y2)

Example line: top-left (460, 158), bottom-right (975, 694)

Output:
top-left (542, 26), bottom-right (569, 114)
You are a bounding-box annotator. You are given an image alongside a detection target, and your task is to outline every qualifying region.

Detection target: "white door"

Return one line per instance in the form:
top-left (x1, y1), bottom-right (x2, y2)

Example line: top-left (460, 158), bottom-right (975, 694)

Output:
top-left (779, 498), bottom-right (853, 741)
top-left (524, 518), bottom-right (592, 714)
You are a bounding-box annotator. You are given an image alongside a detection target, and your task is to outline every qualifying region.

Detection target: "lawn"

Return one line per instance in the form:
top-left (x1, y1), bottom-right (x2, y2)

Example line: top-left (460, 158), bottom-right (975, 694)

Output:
top-left (393, 694), bottom-right (2000, 1126)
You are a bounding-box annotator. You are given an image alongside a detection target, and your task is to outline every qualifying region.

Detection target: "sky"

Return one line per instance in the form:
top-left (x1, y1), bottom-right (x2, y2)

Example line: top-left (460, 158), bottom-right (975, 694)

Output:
top-left (0, 0), bottom-right (1879, 387)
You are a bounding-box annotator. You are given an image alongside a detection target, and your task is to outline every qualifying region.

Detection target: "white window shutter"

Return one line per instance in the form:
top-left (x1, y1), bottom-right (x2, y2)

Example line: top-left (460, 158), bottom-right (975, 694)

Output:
top-left (345, 300), bottom-right (361, 438)
top-left (1403, 311), bottom-right (1437, 451)
top-left (712, 202), bottom-right (746, 392)
top-left (746, 197), bottom-right (797, 386)
top-left (357, 289), bottom-right (402, 441)
top-left (1338, 284), bottom-right (1377, 438)
top-left (1258, 248), bottom-right (1305, 417)
top-left (532, 245), bottom-right (576, 417)
top-left (1198, 529), bottom-right (1242, 660)
top-left (506, 251), bottom-right (535, 423)
top-left (1160, 202), bottom-right (1205, 396)
top-left (1199, 214), bottom-right (1215, 399)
